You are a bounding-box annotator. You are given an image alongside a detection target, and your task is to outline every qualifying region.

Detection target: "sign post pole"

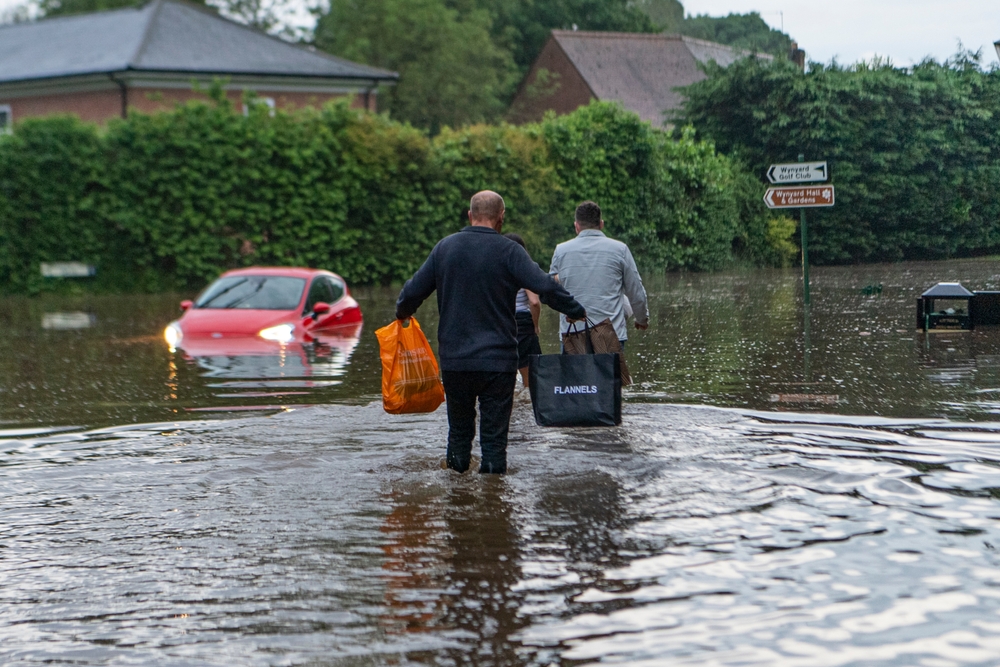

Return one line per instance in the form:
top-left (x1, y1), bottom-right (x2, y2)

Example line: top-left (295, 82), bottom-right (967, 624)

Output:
top-left (764, 158), bottom-right (832, 304)
top-left (799, 154), bottom-right (810, 305)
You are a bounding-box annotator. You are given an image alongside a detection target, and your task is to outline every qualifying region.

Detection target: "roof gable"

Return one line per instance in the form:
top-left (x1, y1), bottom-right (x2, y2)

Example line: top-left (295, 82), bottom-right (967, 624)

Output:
top-left (550, 30), bottom-right (767, 125)
top-left (0, 0), bottom-right (395, 85)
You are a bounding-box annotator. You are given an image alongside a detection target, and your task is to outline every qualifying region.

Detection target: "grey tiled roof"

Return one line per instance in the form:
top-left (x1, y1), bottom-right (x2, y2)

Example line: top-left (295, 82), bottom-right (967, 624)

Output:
top-left (922, 283), bottom-right (974, 298)
top-left (552, 30), bottom-right (768, 125)
top-left (0, 0), bottom-right (396, 84)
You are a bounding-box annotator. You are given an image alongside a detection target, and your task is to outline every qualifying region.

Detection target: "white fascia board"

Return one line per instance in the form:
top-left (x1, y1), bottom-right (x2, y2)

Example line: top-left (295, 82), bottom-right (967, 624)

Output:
top-left (0, 72), bottom-right (390, 101)
top-left (121, 71), bottom-right (387, 93)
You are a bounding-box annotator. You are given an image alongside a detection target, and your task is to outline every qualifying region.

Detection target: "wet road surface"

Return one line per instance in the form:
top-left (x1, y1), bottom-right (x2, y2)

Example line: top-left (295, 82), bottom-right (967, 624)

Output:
top-left (5, 260), bottom-right (1000, 664)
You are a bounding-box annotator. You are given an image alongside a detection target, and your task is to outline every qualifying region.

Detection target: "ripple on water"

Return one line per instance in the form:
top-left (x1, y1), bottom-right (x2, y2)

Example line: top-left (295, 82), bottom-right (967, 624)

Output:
top-left (4, 403), bottom-right (1000, 664)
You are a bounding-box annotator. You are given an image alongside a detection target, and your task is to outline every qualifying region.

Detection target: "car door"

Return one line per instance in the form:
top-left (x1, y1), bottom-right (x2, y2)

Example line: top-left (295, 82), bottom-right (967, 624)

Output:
top-left (304, 276), bottom-right (346, 331)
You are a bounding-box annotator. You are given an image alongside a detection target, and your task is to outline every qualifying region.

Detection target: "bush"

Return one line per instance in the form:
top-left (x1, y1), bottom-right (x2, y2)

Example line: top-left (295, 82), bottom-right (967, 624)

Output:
top-left (679, 54), bottom-right (1000, 265)
top-left (0, 98), bottom-right (782, 293)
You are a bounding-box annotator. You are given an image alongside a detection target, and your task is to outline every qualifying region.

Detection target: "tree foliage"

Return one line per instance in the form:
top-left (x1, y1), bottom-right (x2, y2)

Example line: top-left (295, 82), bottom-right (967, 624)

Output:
top-left (314, 0), bottom-right (657, 129)
top-left (34, 0), bottom-right (147, 17)
top-left (678, 53), bottom-right (1000, 264)
top-left (0, 99), bottom-right (792, 293)
top-left (27, 0), bottom-right (291, 34)
top-left (471, 0), bottom-right (656, 74)
top-left (632, 0), bottom-right (683, 31)
top-left (314, 0), bottom-right (517, 133)
top-left (678, 12), bottom-right (792, 56)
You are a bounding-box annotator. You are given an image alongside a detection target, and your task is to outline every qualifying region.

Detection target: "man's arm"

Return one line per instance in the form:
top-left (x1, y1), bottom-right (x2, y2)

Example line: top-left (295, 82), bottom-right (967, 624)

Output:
top-left (395, 253), bottom-right (436, 320)
top-left (548, 247), bottom-right (561, 282)
top-left (510, 247), bottom-right (585, 320)
top-left (622, 247), bottom-right (649, 329)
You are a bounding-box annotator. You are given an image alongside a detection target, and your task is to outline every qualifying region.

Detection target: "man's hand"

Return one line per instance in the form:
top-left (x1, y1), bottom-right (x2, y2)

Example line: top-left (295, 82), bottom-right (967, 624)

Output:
top-left (635, 321), bottom-right (649, 330)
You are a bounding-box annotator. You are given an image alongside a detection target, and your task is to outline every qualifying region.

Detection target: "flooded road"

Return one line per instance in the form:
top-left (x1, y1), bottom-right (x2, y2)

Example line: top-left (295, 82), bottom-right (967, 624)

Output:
top-left (5, 260), bottom-right (1000, 665)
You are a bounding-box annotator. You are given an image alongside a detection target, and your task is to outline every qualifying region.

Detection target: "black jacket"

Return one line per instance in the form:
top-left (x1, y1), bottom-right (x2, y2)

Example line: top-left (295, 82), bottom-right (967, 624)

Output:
top-left (396, 226), bottom-right (585, 372)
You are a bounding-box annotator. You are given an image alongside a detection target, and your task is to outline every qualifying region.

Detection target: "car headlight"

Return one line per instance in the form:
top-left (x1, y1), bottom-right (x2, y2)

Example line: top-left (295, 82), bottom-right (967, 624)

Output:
top-left (259, 323), bottom-right (295, 343)
top-left (164, 322), bottom-right (183, 350)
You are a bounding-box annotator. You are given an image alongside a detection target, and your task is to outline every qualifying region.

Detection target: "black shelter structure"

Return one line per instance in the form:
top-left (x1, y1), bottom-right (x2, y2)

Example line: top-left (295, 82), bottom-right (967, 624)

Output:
top-left (918, 283), bottom-right (973, 331)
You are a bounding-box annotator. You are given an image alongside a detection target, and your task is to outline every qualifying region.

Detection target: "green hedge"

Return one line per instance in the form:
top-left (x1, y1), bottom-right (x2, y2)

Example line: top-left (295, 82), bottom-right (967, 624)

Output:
top-left (0, 96), bottom-right (792, 294)
top-left (679, 54), bottom-right (1000, 264)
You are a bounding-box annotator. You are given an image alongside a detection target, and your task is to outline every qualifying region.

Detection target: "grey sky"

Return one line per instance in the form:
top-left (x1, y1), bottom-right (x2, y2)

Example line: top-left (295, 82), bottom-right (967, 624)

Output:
top-left (683, 0), bottom-right (1000, 66)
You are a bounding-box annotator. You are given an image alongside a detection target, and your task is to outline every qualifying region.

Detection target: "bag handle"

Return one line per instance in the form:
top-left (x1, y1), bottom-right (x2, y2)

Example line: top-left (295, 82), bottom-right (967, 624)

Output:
top-left (565, 318), bottom-right (595, 354)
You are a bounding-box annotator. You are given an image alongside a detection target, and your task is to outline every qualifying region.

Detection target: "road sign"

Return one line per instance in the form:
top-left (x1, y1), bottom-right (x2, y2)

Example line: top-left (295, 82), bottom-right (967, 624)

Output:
top-left (763, 185), bottom-right (835, 209)
top-left (767, 161), bottom-right (828, 184)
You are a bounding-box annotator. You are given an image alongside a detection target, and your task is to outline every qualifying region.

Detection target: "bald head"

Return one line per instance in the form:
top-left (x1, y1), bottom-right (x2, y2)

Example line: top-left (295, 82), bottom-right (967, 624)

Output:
top-left (469, 191), bottom-right (505, 227)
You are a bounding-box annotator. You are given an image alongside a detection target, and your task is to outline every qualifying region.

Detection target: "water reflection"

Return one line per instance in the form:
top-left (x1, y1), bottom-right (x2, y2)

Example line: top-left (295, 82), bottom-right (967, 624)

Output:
top-left (7, 260), bottom-right (1000, 427)
top-left (41, 311), bottom-right (95, 330)
top-left (380, 480), bottom-right (525, 664)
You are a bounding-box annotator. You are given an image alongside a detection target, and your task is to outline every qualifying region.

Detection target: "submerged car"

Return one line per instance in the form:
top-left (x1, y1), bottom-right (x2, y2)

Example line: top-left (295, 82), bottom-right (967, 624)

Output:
top-left (164, 267), bottom-right (363, 353)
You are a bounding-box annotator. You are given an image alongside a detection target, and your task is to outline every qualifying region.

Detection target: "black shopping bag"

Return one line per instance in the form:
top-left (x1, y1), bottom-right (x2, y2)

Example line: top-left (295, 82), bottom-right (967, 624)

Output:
top-left (528, 352), bottom-right (621, 427)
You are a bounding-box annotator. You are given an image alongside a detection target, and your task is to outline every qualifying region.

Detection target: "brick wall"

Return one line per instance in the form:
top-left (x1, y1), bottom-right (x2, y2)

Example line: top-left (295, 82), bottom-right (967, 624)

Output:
top-left (508, 37), bottom-right (594, 124)
top-left (128, 88), bottom-right (375, 115)
top-left (1, 84), bottom-right (378, 126)
top-left (4, 88), bottom-right (123, 124)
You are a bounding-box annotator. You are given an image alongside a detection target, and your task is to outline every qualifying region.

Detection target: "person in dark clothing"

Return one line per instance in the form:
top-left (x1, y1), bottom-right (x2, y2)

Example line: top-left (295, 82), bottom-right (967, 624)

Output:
top-left (504, 232), bottom-right (542, 390)
top-left (395, 190), bottom-right (586, 474)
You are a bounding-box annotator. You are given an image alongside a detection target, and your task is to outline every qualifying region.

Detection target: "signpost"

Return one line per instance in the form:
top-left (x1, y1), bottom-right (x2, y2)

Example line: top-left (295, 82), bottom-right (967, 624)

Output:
top-left (767, 161), bottom-right (827, 184)
top-left (763, 184), bottom-right (835, 209)
top-left (764, 156), bottom-right (833, 306)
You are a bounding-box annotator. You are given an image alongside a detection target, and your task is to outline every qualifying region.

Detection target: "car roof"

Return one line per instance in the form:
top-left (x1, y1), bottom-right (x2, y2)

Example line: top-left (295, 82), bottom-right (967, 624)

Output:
top-left (218, 267), bottom-right (344, 281)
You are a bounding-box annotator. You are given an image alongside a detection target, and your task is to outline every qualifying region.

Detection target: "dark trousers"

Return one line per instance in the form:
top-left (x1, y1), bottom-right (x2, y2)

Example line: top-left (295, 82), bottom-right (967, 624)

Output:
top-left (441, 371), bottom-right (517, 474)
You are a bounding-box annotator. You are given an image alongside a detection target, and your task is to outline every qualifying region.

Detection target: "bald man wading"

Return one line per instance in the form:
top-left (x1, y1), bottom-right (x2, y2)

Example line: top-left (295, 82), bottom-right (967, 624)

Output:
top-left (396, 191), bottom-right (586, 474)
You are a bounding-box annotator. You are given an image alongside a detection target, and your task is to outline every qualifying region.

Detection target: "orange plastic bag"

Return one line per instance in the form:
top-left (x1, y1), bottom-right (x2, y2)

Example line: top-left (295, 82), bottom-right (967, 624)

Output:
top-left (374, 317), bottom-right (445, 414)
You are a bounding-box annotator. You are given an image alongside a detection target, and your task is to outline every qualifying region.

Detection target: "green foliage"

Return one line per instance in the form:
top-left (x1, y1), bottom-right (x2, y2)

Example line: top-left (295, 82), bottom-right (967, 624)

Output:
top-left (35, 0), bottom-right (205, 17)
top-left (30, 0), bottom-right (290, 35)
top-left (679, 53), bottom-right (1000, 265)
top-left (472, 0), bottom-right (656, 74)
top-left (632, 0), bottom-right (684, 31)
top-left (315, 0), bottom-right (517, 133)
top-left (678, 12), bottom-right (792, 56)
top-left (0, 99), bottom-right (782, 293)
top-left (36, 0), bottom-right (143, 17)
top-left (0, 116), bottom-right (117, 293)
top-left (763, 216), bottom-right (798, 267)
top-left (314, 0), bottom-right (657, 130)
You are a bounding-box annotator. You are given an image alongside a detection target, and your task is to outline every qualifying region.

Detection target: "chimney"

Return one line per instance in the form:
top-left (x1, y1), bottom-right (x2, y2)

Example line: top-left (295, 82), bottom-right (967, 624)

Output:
top-left (789, 41), bottom-right (805, 70)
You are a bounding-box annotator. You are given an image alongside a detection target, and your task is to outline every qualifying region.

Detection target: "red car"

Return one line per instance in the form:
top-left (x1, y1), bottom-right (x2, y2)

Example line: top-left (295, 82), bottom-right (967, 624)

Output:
top-left (164, 267), bottom-right (363, 353)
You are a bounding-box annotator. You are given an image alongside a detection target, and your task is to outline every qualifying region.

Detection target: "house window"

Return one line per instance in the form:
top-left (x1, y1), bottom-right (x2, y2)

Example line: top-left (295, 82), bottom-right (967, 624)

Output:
top-left (242, 96), bottom-right (275, 117)
top-left (0, 105), bottom-right (11, 134)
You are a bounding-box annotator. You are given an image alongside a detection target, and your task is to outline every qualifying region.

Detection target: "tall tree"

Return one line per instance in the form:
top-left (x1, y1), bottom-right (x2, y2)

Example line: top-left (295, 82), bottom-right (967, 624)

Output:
top-left (473, 0), bottom-right (657, 75)
top-left (679, 11), bottom-right (792, 56)
top-left (632, 0), bottom-right (683, 31)
top-left (315, 0), bottom-right (517, 132)
top-left (678, 53), bottom-right (1000, 264)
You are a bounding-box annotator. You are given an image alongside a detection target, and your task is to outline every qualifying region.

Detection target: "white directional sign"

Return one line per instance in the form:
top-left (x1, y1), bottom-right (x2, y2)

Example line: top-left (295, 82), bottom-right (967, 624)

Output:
top-left (763, 185), bottom-right (835, 209)
top-left (767, 161), bottom-right (828, 184)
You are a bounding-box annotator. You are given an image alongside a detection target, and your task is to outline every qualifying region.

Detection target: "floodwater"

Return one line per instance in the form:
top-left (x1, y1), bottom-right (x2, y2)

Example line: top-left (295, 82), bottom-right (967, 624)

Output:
top-left (5, 260), bottom-right (1000, 665)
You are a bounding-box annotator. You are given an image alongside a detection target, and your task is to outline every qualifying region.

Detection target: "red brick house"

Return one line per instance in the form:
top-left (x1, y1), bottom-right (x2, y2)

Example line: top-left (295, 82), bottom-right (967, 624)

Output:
top-left (0, 0), bottom-right (397, 129)
top-left (509, 30), bottom-right (770, 126)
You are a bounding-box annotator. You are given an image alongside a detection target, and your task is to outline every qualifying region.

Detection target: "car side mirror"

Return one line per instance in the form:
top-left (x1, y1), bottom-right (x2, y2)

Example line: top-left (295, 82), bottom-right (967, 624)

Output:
top-left (312, 302), bottom-right (331, 315)
top-left (180, 300), bottom-right (193, 312)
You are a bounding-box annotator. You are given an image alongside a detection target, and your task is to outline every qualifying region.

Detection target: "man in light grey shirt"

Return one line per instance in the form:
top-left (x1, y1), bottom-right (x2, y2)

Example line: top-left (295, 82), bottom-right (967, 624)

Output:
top-left (549, 201), bottom-right (649, 344)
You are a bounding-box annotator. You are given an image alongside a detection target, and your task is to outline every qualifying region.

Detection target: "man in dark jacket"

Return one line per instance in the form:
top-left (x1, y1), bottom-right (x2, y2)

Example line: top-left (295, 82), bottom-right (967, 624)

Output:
top-left (396, 190), bottom-right (586, 474)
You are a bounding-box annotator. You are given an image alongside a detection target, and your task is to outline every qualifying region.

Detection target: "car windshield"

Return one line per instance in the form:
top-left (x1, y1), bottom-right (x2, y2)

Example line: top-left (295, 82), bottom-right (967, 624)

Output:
top-left (195, 276), bottom-right (306, 310)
